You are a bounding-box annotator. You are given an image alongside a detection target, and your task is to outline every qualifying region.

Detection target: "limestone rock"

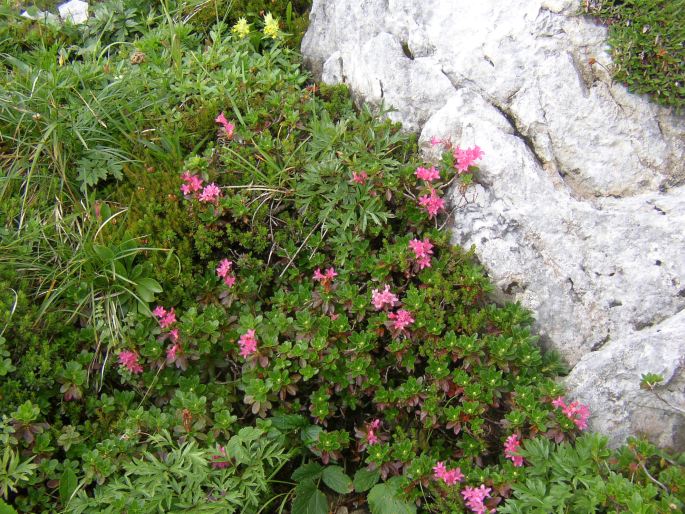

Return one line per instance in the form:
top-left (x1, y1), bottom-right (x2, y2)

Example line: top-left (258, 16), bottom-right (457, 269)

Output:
top-left (302, 0), bottom-right (685, 448)
top-left (58, 0), bottom-right (89, 25)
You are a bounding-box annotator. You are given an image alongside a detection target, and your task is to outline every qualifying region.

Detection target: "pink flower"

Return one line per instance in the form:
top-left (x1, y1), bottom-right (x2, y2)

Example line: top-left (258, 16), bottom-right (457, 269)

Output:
top-left (504, 434), bottom-right (524, 467)
top-left (409, 238), bottom-right (434, 269)
top-left (180, 171), bottom-right (203, 195)
top-left (216, 259), bottom-right (236, 287)
top-left (552, 396), bottom-right (566, 409)
top-left (388, 309), bottom-right (414, 332)
top-left (418, 189), bottom-right (445, 219)
top-left (169, 328), bottom-right (180, 343)
top-left (370, 419), bottom-right (381, 430)
top-left (154, 306), bottom-right (176, 329)
top-left (371, 285), bottom-right (399, 310)
top-left (552, 396), bottom-right (591, 430)
top-left (212, 446), bottom-right (230, 469)
top-left (433, 462), bottom-right (464, 485)
top-left (461, 485), bottom-right (494, 514)
top-left (215, 112), bottom-right (234, 139)
top-left (430, 136), bottom-right (442, 146)
top-left (217, 258), bottom-right (233, 278)
top-left (433, 461), bottom-right (447, 480)
top-left (152, 305), bottom-right (167, 318)
top-left (118, 350), bottom-right (143, 374)
top-left (367, 431), bottom-right (379, 445)
top-left (199, 183), bottom-right (222, 203)
top-left (166, 343), bottom-right (180, 361)
top-left (313, 267), bottom-right (337, 289)
top-left (454, 145), bottom-right (484, 173)
top-left (238, 329), bottom-right (258, 358)
top-left (415, 166), bottom-right (440, 182)
top-left (352, 171), bottom-right (369, 184)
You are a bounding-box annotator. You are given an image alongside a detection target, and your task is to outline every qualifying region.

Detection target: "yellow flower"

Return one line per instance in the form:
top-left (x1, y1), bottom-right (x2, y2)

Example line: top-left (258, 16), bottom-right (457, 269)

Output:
top-left (263, 12), bottom-right (280, 39)
top-left (231, 17), bottom-right (250, 39)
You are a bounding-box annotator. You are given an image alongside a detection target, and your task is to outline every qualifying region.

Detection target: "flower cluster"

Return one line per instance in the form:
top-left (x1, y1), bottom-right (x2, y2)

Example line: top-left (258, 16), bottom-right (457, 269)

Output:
top-left (366, 419), bottom-right (381, 445)
top-left (388, 309), bottom-right (414, 333)
top-left (409, 238), bottom-right (434, 269)
top-left (263, 12), bottom-right (280, 39)
top-left (504, 434), bottom-right (524, 467)
top-left (238, 329), bottom-right (258, 358)
top-left (313, 267), bottom-right (337, 290)
top-left (415, 165), bottom-right (440, 182)
top-left (433, 461), bottom-right (464, 485)
top-left (118, 350), bottom-right (143, 374)
top-left (418, 189), bottom-right (445, 219)
top-left (352, 170), bottom-right (368, 185)
top-left (215, 112), bottom-right (234, 139)
top-left (552, 396), bottom-right (590, 430)
top-left (153, 305), bottom-right (177, 329)
top-left (231, 17), bottom-right (250, 38)
top-left (180, 171), bottom-right (203, 195)
top-left (454, 145), bottom-right (484, 173)
top-left (180, 172), bottom-right (222, 204)
top-left (371, 285), bottom-right (399, 310)
top-left (461, 485), bottom-right (494, 514)
top-left (216, 258), bottom-right (236, 287)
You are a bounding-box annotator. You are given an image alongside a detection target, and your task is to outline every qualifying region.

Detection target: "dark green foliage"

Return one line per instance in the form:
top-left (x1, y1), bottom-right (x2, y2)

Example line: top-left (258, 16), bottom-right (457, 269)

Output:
top-left (586, 0), bottom-right (685, 110)
top-left (1, 3), bottom-right (684, 514)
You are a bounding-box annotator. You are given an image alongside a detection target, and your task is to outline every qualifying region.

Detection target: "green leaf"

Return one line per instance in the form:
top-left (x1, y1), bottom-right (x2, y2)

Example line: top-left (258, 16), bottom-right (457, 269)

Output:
top-left (292, 480), bottom-right (328, 514)
top-left (137, 277), bottom-right (162, 294)
top-left (322, 466), bottom-right (353, 494)
top-left (292, 462), bottom-right (323, 482)
top-left (368, 479), bottom-right (416, 514)
top-left (0, 499), bottom-right (18, 514)
top-left (59, 467), bottom-right (78, 506)
top-left (353, 468), bottom-right (380, 492)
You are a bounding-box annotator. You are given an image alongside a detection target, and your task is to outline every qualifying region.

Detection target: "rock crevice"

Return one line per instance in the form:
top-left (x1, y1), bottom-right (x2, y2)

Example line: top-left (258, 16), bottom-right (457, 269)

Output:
top-left (302, 0), bottom-right (685, 448)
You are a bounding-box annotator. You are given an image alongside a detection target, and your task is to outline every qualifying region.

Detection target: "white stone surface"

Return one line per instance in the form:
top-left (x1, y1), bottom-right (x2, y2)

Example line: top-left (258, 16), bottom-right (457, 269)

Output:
top-left (58, 0), bottom-right (89, 25)
top-left (302, 0), bottom-right (685, 448)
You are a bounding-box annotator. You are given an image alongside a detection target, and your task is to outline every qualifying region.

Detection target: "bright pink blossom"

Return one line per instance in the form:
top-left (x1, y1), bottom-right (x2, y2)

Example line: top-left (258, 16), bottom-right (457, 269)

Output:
top-left (388, 309), bottom-right (414, 332)
top-left (504, 434), bottom-right (524, 467)
top-left (367, 431), bottom-right (379, 444)
top-left (166, 343), bottom-right (180, 361)
top-left (180, 171), bottom-right (203, 195)
top-left (415, 166), bottom-right (440, 182)
top-left (352, 171), bottom-right (369, 184)
top-left (169, 328), bottom-right (180, 343)
top-left (454, 145), bottom-right (484, 173)
top-left (371, 285), bottom-right (399, 310)
top-left (553, 396), bottom-right (590, 430)
top-left (370, 419), bottom-right (381, 430)
top-left (154, 306), bottom-right (176, 329)
top-left (461, 485), bottom-right (494, 514)
top-left (418, 189), bottom-right (445, 219)
top-left (238, 329), bottom-right (258, 358)
top-left (313, 267), bottom-right (337, 289)
top-left (152, 305), bottom-right (167, 318)
top-left (215, 112), bottom-right (234, 139)
top-left (433, 461), bottom-right (464, 485)
top-left (216, 258), bottom-right (236, 287)
top-left (199, 183), bottom-right (222, 203)
top-left (430, 136), bottom-right (443, 146)
top-left (409, 238), bottom-right (434, 269)
top-left (118, 350), bottom-right (143, 374)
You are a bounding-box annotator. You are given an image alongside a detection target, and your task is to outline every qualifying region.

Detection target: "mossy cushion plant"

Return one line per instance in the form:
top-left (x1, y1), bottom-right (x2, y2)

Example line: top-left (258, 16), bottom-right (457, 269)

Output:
top-left (0, 2), bottom-right (684, 513)
top-left (586, 0), bottom-right (685, 111)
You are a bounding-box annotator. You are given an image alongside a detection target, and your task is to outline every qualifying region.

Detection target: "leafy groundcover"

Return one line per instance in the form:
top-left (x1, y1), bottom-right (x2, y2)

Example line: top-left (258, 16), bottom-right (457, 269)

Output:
top-left (0, 1), bottom-right (684, 512)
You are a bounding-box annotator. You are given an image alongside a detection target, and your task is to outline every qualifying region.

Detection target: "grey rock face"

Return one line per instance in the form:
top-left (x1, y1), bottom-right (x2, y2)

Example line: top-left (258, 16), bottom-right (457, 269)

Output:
top-left (302, 0), bottom-right (685, 448)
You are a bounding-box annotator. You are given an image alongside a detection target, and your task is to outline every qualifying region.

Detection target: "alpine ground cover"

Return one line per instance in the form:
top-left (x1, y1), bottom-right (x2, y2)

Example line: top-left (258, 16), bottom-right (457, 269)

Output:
top-left (1, 1), bottom-right (684, 513)
top-left (584, 0), bottom-right (685, 111)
